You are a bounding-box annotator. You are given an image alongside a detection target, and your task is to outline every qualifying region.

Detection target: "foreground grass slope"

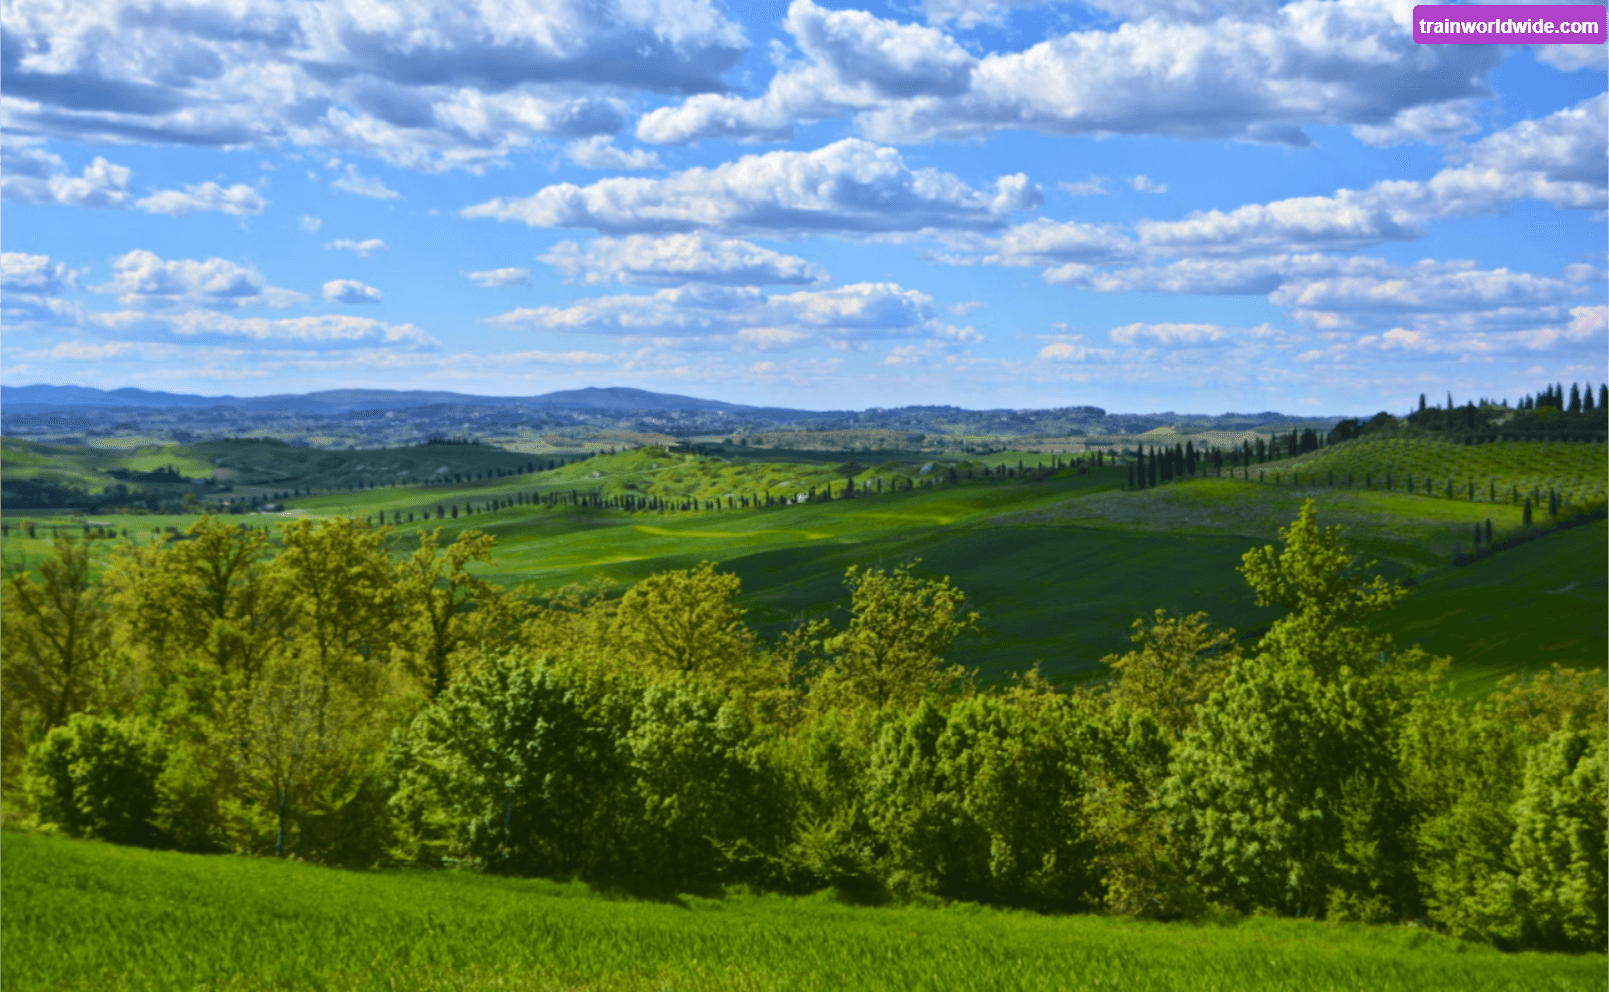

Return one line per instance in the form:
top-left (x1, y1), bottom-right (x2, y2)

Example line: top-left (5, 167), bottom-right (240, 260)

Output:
top-left (6, 832), bottom-right (1602, 992)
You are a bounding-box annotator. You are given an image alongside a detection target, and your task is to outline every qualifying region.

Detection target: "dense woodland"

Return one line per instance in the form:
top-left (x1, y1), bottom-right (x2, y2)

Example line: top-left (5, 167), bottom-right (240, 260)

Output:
top-left (3, 499), bottom-right (1603, 953)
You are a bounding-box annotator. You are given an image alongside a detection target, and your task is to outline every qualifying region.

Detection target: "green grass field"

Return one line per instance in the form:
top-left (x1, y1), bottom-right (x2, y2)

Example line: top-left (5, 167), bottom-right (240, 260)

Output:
top-left (5, 832), bottom-right (1602, 992)
top-left (3, 442), bottom-right (1602, 693)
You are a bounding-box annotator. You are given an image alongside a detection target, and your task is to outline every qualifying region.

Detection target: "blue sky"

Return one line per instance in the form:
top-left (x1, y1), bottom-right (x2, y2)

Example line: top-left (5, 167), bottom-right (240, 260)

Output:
top-left (2, 0), bottom-right (1604, 415)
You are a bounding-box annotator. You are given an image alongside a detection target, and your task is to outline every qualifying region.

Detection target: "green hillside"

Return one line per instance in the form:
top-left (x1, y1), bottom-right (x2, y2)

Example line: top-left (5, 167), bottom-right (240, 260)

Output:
top-left (1257, 436), bottom-right (1607, 507)
top-left (3, 440), bottom-right (1600, 693)
top-left (6, 833), bottom-right (1597, 992)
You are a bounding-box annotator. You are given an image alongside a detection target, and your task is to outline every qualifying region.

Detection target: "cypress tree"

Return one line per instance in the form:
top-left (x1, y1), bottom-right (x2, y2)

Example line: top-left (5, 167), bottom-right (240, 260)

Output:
top-left (1549, 489), bottom-right (1558, 518)
top-left (1585, 384), bottom-right (1596, 413)
top-left (1523, 496), bottom-right (1532, 526)
top-left (1147, 447), bottom-right (1159, 488)
top-left (1569, 383), bottom-right (1582, 413)
top-left (1419, 393), bottom-right (1427, 413)
top-left (1599, 384), bottom-right (1607, 411)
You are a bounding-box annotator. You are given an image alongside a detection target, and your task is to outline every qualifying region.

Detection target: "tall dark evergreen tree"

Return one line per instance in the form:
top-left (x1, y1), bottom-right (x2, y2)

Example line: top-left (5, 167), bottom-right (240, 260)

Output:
top-left (1585, 384), bottom-right (1596, 413)
top-left (1568, 383), bottom-right (1582, 413)
top-left (1599, 384), bottom-right (1607, 411)
top-left (1419, 393), bottom-right (1427, 413)
top-left (1523, 496), bottom-right (1533, 527)
top-left (1147, 447), bottom-right (1159, 488)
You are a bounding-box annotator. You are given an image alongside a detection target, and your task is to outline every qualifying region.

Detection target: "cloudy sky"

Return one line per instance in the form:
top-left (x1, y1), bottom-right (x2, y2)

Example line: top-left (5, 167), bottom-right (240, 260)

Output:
top-left (2, 0), bottom-right (1604, 414)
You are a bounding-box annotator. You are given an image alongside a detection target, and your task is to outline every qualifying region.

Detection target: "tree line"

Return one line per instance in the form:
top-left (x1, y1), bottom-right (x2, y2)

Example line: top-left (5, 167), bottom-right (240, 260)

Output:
top-left (3, 505), bottom-right (1603, 951)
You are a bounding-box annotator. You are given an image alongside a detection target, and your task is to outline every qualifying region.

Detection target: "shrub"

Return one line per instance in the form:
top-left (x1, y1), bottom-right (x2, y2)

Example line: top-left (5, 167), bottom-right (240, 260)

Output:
top-left (24, 713), bottom-right (167, 846)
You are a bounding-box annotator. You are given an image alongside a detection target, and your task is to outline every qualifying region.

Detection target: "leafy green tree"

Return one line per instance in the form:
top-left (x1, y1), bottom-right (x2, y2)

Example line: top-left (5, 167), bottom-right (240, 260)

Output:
top-left (624, 678), bottom-right (786, 887)
top-left (1238, 499), bottom-right (1408, 678)
top-left (23, 712), bottom-right (167, 846)
top-left (389, 654), bottom-right (633, 876)
top-left (2, 536), bottom-right (114, 781)
top-left (1510, 725), bottom-right (1608, 950)
top-left (614, 563), bottom-right (761, 685)
top-left (1166, 655), bottom-right (1421, 921)
top-left (1100, 610), bottom-right (1238, 740)
top-left (862, 693), bottom-right (1098, 909)
top-left (219, 651), bottom-right (390, 862)
top-left (1167, 501), bottom-right (1427, 921)
top-left (809, 561), bottom-right (980, 711)
top-left (107, 516), bottom-right (281, 682)
top-left (269, 517), bottom-right (396, 700)
top-left (393, 528), bottom-right (516, 699)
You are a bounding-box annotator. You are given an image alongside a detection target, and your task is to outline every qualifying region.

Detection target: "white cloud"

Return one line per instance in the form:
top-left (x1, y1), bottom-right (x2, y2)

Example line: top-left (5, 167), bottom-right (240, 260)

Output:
top-left (1351, 99), bottom-right (1481, 148)
top-left (1, 252), bottom-right (79, 296)
top-left (565, 136), bottom-right (663, 171)
top-left (487, 281), bottom-right (972, 352)
top-left (330, 164), bottom-right (399, 200)
top-left (986, 218), bottom-right (1137, 267)
top-left (1130, 175), bottom-right (1167, 194)
top-left (323, 279), bottom-right (384, 304)
top-left (638, 0), bottom-right (1502, 148)
top-left (501, 348), bottom-right (614, 365)
top-left (464, 138), bottom-right (1040, 237)
top-left (1, 0), bottom-right (749, 172)
top-left (1038, 340), bottom-right (1116, 363)
top-left (1131, 94), bottom-right (1608, 258)
top-left (1, 251), bottom-right (83, 324)
top-left (0, 143), bottom-right (264, 215)
top-left (133, 181), bottom-right (266, 216)
top-left (159, 312), bottom-right (435, 349)
top-left (540, 234), bottom-right (829, 286)
top-left (43, 340), bottom-right (139, 360)
top-left (1108, 322), bottom-right (1229, 347)
top-left (94, 250), bottom-right (305, 310)
top-left (300, 215), bottom-right (323, 232)
top-left (1059, 177), bottom-right (1109, 196)
top-left (325, 238), bottom-right (388, 257)
top-left (467, 267), bottom-right (532, 288)
top-left (636, 0), bottom-right (976, 145)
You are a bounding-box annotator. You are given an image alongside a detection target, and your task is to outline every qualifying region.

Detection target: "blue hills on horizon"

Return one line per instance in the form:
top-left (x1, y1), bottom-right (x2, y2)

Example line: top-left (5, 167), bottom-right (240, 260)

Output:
top-left (0, 384), bottom-right (789, 415)
top-left (0, 384), bottom-right (1324, 423)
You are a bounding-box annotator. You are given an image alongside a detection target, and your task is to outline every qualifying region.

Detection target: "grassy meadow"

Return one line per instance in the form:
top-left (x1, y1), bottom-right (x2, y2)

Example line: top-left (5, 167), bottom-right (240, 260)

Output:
top-left (2, 436), bottom-right (1603, 691)
top-left (6, 832), bottom-right (1603, 992)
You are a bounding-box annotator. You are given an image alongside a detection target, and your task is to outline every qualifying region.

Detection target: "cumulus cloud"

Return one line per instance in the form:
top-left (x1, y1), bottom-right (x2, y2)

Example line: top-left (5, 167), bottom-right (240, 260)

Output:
top-left (94, 250), bottom-right (305, 309)
top-left (300, 215), bottom-right (323, 232)
top-left (323, 279), bottom-right (384, 304)
top-left (487, 281), bottom-right (975, 352)
top-left (0, 143), bottom-right (264, 215)
top-left (1131, 93), bottom-right (1608, 258)
top-left (565, 136), bottom-right (663, 170)
top-left (1038, 340), bottom-right (1116, 363)
top-left (325, 238), bottom-right (388, 257)
top-left (637, 0), bottom-right (975, 144)
top-left (467, 267), bottom-right (532, 288)
top-left (330, 164), bottom-right (399, 199)
top-left (637, 0), bottom-right (1501, 148)
top-left (1, 0), bottom-right (749, 172)
top-left (1, 251), bottom-right (83, 324)
top-left (158, 312), bottom-right (434, 349)
top-left (1108, 322), bottom-right (1229, 347)
top-left (465, 139), bottom-right (1040, 238)
top-left (540, 234), bottom-right (830, 286)
top-left (1129, 175), bottom-right (1167, 194)
top-left (1, 251), bottom-right (79, 296)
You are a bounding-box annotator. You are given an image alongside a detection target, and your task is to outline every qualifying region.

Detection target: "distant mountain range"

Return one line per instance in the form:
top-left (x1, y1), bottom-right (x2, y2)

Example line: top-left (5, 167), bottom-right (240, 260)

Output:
top-left (0, 385), bottom-right (796, 415)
